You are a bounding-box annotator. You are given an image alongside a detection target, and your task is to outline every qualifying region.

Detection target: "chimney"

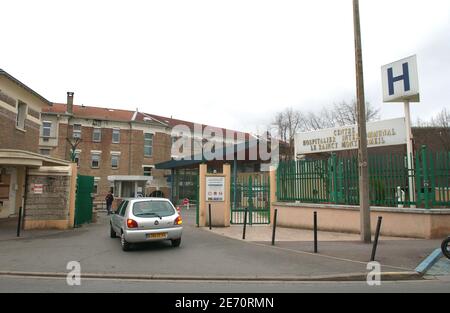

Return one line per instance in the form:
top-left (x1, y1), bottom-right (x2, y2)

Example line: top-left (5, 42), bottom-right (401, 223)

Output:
top-left (67, 92), bottom-right (74, 114)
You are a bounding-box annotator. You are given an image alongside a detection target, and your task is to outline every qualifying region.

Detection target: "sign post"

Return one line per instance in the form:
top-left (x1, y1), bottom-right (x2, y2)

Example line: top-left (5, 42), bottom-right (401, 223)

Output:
top-left (382, 55), bottom-right (420, 206)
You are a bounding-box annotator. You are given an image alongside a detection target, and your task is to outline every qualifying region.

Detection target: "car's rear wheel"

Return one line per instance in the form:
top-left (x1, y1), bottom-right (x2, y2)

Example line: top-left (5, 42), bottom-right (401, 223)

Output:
top-left (110, 225), bottom-right (117, 238)
top-left (171, 238), bottom-right (181, 248)
top-left (442, 237), bottom-right (450, 259)
top-left (121, 233), bottom-right (132, 251)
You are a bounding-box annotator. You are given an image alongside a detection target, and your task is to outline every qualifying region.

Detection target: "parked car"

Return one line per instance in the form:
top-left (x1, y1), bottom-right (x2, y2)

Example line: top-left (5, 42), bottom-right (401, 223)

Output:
top-left (110, 198), bottom-right (183, 251)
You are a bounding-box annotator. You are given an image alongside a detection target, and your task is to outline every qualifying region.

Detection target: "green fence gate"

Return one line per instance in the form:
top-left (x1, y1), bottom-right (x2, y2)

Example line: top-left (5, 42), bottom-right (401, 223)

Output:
top-left (74, 175), bottom-right (94, 227)
top-left (231, 174), bottom-right (270, 225)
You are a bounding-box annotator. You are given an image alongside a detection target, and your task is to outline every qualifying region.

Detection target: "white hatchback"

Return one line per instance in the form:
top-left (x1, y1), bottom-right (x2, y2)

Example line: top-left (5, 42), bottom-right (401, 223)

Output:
top-left (110, 198), bottom-right (183, 251)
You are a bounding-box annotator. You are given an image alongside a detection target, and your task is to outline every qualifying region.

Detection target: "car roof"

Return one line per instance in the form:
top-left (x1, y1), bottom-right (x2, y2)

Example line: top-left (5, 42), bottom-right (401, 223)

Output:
top-left (125, 197), bottom-right (171, 203)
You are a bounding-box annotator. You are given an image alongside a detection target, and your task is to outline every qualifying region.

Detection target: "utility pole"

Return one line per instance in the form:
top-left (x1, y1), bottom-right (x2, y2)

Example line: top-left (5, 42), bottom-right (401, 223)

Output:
top-left (352, 0), bottom-right (371, 243)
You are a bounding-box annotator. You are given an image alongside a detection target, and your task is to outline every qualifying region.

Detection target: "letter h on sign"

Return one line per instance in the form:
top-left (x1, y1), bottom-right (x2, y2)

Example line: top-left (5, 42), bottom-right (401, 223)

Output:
top-left (387, 63), bottom-right (410, 96)
top-left (382, 55), bottom-right (420, 103)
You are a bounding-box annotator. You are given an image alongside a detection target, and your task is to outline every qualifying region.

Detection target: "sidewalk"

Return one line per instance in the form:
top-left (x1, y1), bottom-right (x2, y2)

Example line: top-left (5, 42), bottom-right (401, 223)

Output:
top-left (208, 225), bottom-right (442, 271)
top-left (0, 218), bottom-right (69, 242)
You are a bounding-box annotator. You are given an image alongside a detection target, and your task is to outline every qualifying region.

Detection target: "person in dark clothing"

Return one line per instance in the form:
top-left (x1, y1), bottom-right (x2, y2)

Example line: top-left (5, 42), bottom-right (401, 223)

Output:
top-left (105, 192), bottom-right (114, 215)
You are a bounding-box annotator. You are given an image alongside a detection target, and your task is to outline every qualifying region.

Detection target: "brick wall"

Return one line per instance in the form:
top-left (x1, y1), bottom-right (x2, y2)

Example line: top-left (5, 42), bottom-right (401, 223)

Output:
top-left (25, 174), bottom-right (71, 221)
top-left (49, 122), bottom-right (172, 201)
top-left (0, 106), bottom-right (40, 153)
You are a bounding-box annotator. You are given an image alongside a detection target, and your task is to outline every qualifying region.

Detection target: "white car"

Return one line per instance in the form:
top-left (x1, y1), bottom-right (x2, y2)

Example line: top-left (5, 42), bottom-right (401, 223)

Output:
top-left (110, 198), bottom-right (183, 251)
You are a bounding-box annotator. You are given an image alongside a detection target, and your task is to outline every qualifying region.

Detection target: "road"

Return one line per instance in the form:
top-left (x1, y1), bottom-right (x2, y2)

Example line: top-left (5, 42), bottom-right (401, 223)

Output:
top-left (0, 209), bottom-right (448, 293)
top-left (0, 275), bottom-right (449, 293)
top-left (0, 210), bottom-right (381, 277)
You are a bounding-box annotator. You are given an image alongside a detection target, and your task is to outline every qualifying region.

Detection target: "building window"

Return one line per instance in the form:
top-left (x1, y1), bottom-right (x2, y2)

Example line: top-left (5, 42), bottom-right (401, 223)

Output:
top-left (40, 149), bottom-right (51, 156)
top-left (73, 124), bottom-right (82, 139)
top-left (91, 154), bottom-right (100, 168)
top-left (42, 121), bottom-right (52, 138)
top-left (143, 167), bottom-right (153, 176)
top-left (111, 155), bottom-right (119, 169)
top-left (144, 133), bottom-right (153, 157)
top-left (93, 128), bottom-right (102, 142)
top-left (16, 101), bottom-right (27, 130)
top-left (112, 128), bottom-right (120, 143)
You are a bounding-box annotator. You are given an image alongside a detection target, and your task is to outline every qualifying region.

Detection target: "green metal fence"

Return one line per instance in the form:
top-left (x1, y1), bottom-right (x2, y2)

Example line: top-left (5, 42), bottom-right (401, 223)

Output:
top-left (231, 174), bottom-right (270, 224)
top-left (277, 146), bottom-right (450, 209)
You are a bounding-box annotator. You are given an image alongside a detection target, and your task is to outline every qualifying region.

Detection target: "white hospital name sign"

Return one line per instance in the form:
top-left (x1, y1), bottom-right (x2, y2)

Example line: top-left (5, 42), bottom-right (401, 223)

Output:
top-left (381, 55), bottom-right (420, 103)
top-left (295, 118), bottom-right (407, 156)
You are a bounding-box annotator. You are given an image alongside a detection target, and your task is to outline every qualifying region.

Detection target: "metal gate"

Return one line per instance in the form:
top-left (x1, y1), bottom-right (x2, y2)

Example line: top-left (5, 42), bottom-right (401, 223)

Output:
top-left (231, 174), bottom-right (270, 225)
top-left (74, 175), bottom-right (94, 227)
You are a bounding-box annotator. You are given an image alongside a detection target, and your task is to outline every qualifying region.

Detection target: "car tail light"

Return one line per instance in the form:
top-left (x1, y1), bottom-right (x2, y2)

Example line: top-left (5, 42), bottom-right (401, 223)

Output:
top-left (174, 216), bottom-right (183, 225)
top-left (127, 219), bottom-right (138, 229)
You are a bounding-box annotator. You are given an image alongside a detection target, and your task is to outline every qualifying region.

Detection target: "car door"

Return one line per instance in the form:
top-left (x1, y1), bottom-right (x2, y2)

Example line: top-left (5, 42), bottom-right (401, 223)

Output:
top-left (112, 200), bottom-right (126, 232)
top-left (116, 200), bottom-right (129, 231)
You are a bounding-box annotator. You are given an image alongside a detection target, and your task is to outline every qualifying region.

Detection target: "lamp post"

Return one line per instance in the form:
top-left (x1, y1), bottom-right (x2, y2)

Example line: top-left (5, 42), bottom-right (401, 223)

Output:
top-left (352, 0), bottom-right (371, 243)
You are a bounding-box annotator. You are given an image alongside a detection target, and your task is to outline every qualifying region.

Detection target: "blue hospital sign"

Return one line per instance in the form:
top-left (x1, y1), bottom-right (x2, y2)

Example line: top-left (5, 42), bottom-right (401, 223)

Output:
top-left (381, 55), bottom-right (420, 103)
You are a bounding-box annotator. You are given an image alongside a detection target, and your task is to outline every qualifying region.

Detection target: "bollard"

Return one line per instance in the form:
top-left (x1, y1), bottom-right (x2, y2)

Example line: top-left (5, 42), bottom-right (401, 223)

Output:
top-left (242, 208), bottom-right (248, 240)
top-left (272, 209), bottom-right (278, 246)
top-left (209, 204), bottom-right (212, 230)
top-left (314, 211), bottom-right (318, 253)
top-left (370, 216), bottom-right (383, 262)
top-left (16, 206), bottom-right (23, 237)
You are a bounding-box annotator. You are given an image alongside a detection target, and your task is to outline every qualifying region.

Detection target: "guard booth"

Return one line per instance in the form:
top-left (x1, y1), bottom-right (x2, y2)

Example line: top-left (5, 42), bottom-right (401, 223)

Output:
top-left (155, 141), bottom-right (272, 227)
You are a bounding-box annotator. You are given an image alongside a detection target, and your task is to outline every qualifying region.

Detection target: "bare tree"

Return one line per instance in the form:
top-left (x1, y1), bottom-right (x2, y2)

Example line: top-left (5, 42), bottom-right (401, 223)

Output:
top-left (430, 108), bottom-right (450, 128)
top-left (272, 108), bottom-right (306, 159)
top-left (414, 108), bottom-right (450, 150)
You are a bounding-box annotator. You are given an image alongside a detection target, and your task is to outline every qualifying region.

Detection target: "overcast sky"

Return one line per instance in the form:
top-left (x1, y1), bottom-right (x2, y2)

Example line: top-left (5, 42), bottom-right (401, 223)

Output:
top-left (1, 0), bottom-right (449, 133)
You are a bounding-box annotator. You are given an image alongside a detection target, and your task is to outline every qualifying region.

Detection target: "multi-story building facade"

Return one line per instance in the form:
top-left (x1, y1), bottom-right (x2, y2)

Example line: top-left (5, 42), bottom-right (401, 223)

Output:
top-left (40, 93), bottom-right (173, 204)
top-left (0, 70), bottom-right (71, 225)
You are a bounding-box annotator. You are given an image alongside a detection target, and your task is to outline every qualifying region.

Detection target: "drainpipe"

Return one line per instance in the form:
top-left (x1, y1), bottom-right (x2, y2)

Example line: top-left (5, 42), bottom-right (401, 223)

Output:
top-left (128, 122), bottom-right (133, 175)
top-left (65, 92), bottom-right (74, 161)
top-left (20, 167), bottom-right (29, 234)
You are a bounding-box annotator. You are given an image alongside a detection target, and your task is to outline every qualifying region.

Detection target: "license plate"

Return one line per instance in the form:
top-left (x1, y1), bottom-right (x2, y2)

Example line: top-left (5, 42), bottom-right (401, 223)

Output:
top-left (147, 233), bottom-right (167, 239)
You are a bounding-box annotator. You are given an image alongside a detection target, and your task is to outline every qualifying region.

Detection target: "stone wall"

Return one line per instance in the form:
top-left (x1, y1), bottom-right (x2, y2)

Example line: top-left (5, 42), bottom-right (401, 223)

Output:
top-left (24, 166), bottom-right (75, 230)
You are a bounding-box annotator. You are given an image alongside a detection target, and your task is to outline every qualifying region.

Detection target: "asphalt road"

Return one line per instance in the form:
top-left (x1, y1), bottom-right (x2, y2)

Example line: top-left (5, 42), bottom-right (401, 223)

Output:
top-left (0, 275), bottom-right (449, 293)
top-left (0, 210), bottom-right (381, 278)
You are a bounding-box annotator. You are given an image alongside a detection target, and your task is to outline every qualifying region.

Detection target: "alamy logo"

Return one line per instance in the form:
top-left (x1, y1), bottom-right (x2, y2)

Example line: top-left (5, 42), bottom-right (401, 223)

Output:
top-left (171, 124), bottom-right (280, 170)
top-left (66, 261), bottom-right (81, 286)
top-left (366, 262), bottom-right (381, 286)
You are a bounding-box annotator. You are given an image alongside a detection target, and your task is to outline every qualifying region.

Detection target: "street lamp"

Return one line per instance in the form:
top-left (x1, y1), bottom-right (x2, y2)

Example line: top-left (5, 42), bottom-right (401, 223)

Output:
top-left (352, 0), bottom-right (371, 243)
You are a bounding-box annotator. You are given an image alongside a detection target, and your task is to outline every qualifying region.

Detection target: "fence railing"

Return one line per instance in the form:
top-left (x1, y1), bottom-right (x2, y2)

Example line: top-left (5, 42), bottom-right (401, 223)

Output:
top-left (277, 146), bottom-right (450, 209)
top-left (231, 174), bottom-right (270, 224)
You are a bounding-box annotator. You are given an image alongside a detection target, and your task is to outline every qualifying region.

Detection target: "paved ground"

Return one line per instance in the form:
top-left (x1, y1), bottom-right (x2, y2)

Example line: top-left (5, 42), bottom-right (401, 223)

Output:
top-left (209, 225), bottom-right (441, 270)
top-left (211, 224), bottom-right (410, 242)
top-left (0, 217), bottom-right (66, 242)
top-left (0, 275), bottom-right (449, 293)
top-left (427, 257), bottom-right (450, 276)
top-left (0, 208), bottom-right (444, 285)
top-left (0, 210), bottom-right (379, 278)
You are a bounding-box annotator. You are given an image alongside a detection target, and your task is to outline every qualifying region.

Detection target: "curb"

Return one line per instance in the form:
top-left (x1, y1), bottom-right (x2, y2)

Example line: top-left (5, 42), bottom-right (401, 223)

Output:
top-left (0, 271), bottom-right (423, 282)
top-left (415, 249), bottom-right (443, 274)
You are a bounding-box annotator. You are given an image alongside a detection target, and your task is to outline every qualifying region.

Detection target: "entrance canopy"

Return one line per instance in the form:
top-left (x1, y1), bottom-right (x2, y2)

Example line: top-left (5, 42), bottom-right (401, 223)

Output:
top-left (0, 149), bottom-right (71, 167)
top-left (107, 175), bottom-right (153, 198)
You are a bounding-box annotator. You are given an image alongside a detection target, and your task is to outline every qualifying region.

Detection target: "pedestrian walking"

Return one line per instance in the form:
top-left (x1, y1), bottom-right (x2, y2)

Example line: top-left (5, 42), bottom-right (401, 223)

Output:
top-left (105, 191), bottom-right (114, 215)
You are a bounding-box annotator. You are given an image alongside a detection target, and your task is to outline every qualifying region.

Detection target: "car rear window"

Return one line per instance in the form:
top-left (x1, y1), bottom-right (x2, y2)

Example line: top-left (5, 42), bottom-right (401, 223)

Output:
top-left (132, 201), bottom-right (176, 218)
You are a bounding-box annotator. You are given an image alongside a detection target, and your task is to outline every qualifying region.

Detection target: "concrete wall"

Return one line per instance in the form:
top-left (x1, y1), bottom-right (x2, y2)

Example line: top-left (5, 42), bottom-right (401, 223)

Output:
top-left (273, 202), bottom-right (450, 239)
